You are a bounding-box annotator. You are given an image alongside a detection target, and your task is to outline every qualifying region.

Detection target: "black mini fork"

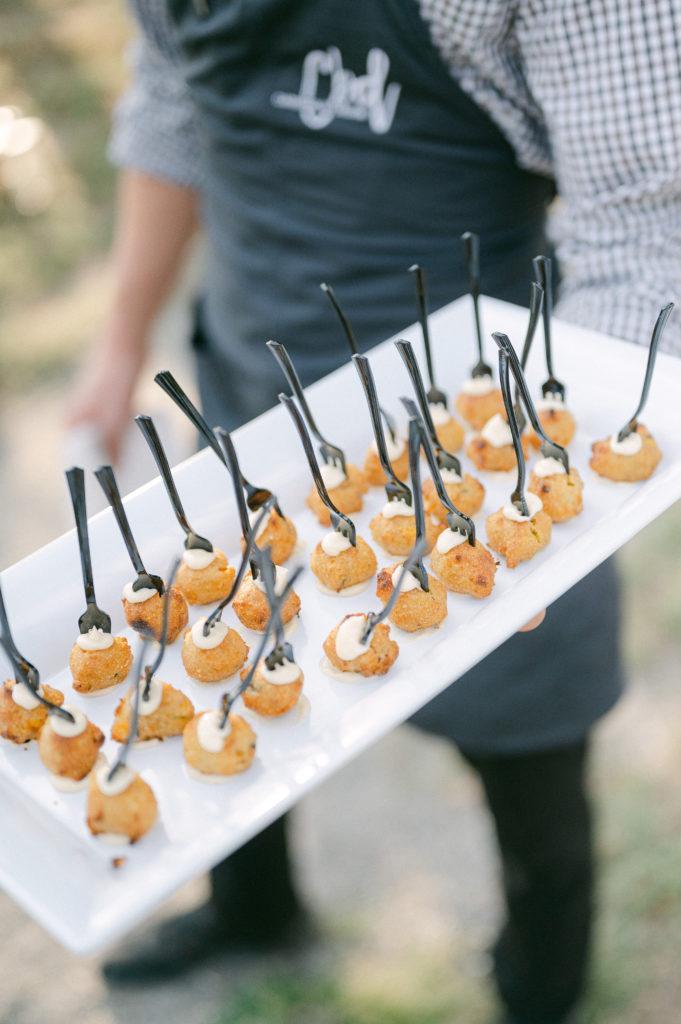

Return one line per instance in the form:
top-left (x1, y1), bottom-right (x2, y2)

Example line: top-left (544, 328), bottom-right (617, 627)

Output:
top-left (95, 465), bottom-right (165, 598)
top-left (394, 339), bottom-right (463, 477)
top-left (267, 339), bottom-right (347, 475)
top-left (615, 302), bottom-right (674, 443)
top-left (65, 466), bottom-right (112, 636)
top-left (352, 353), bottom-right (412, 506)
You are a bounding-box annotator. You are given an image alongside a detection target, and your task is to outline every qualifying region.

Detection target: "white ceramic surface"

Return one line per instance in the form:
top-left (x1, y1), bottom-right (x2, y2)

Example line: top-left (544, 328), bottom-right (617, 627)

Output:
top-left (1, 295), bottom-right (679, 954)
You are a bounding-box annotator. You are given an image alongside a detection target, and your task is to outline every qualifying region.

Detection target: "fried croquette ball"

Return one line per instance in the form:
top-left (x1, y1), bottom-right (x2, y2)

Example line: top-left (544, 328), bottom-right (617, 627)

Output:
top-left (529, 463), bottom-right (584, 522)
top-left (528, 406), bottom-right (577, 449)
top-left (181, 619), bottom-right (249, 682)
top-left (422, 474), bottom-right (485, 523)
top-left (430, 532), bottom-right (497, 598)
top-left (38, 709), bottom-right (104, 782)
top-left (455, 387), bottom-right (505, 431)
top-left (69, 635), bottom-right (133, 695)
top-left (590, 425), bottom-right (661, 482)
top-left (111, 678), bottom-right (195, 742)
top-left (183, 711), bottom-right (256, 777)
top-left (87, 765), bottom-right (157, 843)
top-left (428, 407), bottom-right (465, 452)
top-left (0, 679), bottom-right (64, 744)
top-left (363, 439), bottom-right (409, 487)
top-left (241, 508), bottom-right (298, 565)
top-left (323, 614), bottom-right (399, 677)
top-left (369, 504), bottom-right (442, 557)
top-left (233, 568), bottom-right (301, 632)
top-left (306, 463), bottom-right (367, 526)
top-left (176, 548), bottom-right (235, 605)
top-left (241, 658), bottom-right (304, 716)
top-left (467, 430), bottom-right (530, 473)
top-left (486, 494), bottom-right (552, 569)
top-left (310, 533), bottom-right (377, 592)
top-left (122, 585), bottom-right (188, 643)
top-left (375, 564), bottom-right (448, 632)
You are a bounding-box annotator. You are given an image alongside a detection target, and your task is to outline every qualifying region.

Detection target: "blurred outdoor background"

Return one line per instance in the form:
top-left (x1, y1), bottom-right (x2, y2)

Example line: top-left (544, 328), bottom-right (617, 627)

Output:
top-left (2, 3), bottom-right (681, 1023)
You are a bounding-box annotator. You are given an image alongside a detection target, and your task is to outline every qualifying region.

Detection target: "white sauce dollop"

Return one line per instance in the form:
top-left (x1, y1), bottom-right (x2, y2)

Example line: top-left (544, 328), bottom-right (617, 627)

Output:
top-left (481, 413), bottom-right (513, 448)
top-left (391, 564), bottom-right (422, 592)
top-left (191, 617), bottom-right (229, 650)
top-left (502, 492), bottom-right (544, 523)
top-left (537, 394), bottom-right (565, 412)
top-left (321, 531), bottom-right (353, 557)
top-left (49, 707), bottom-right (87, 738)
top-left (122, 581), bottom-right (157, 605)
top-left (370, 434), bottom-right (405, 462)
top-left (436, 528), bottom-right (468, 554)
top-left (254, 564), bottom-right (289, 596)
top-left (428, 402), bottom-right (450, 426)
top-left (96, 762), bottom-right (135, 797)
top-left (534, 456), bottom-right (567, 478)
top-left (335, 615), bottom-right (371, 661)
top-left (381, 498), bottom-right (414, 519)
top-left (137, 676), bottom-right (164, 716)
top-left (610, 432), bottom-right (643, 456)
top-left (76, 627), bottom-right (114, 652)
top-left (440, 467), bottom-right (462, 484)
top-left (182, 547), bottom-right (216, 570)
top-left (260, 658), bottom-right (302, 685)
top-left (461, 374), bottom-right (495, 396)
top-left (11, 680), bottom-right (42, 711)
top-left (197, 710), bottom-right (231, 753)
top-left (320, 463), bottom-right (346, 490)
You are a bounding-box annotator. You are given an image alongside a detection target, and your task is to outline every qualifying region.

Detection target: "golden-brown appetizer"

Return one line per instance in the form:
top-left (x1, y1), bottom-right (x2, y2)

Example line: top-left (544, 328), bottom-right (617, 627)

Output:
top-left (233, 567), bottom-right (301, 633)
top-left (370, 498), bottom-right (441, 556)
top-left (183, 710), bottom-right (256, 780)
top-left (38, 708), bottom-right (105, 790)
top-left (363, 435), bottom-right (409, 487)
top-left (311, 532), bottom-right (377, 593)
top-left (428, 402), bottom-right (465, 452)
top-left (112, 676), bottom-right (195, 742)
top-left (182, 617), bottom-right (249, 682)
top-left (175, 547), bottom-right (235, 605)
top-left (590, 425), bottom-right (661, 482)
top-left (528, 397), bottom-right (576, 449)
top-left (455, 376), bottom-right (505, 431)
top-left (422, 471), bottom-right (485, 523)
top-left (430, 529), bottom-right (497, 598)
top-left (0, 679), bottom-right (64, 744)
top-left (306, 462), bottom-right (367, 526)
top-left (529, 458), bottom-right (584, 522)
top-left (241, 657), bottom-right (304, 716)
top-left (467, 413), bottom-right (530, 472)
top-left (70, 632), bottom-right (133, 695)
top-left (486, 493), bottom-right (552, 568)
top-left (244, 506), bottom-right (298, 565)
top-left (121, 582), bottom-right (188, 643)
top-left (323, 613), bottom-right (399, 677)
top-left (376, 562), bottom-right (447, 632)
top-left (87, 764), bottom-right (157, 843)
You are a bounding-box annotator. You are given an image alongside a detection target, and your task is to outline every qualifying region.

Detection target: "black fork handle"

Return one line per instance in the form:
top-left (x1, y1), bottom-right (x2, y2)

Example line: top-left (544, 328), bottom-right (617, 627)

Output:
top-left (394, 339), bottom-right (438, 439)
top-left (135, 414), bottom-right (194, 537)
top-left (94, 465), bottom-right (146, 575)
top-left (498, 350), bottom-right (529, 516)
top-left (532, 255), bottom-right (555, 379)
top-left (352, 354), bottom-right (409, 498)
top-left (65, 466), bottom-right (97, 606)
top-left (213, 428), bottom-right (258, 577)
top-left (462, 231), bottom-right (485, 368)
top-left (409, 264), bottom-right (436, 390)
top-left (406, 417), bottom-right (429, 592)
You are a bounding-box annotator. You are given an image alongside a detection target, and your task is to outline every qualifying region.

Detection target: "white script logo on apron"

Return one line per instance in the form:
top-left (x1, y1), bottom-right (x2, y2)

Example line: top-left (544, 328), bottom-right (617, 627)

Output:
top-left (271, 47), bottom-right (401, 134)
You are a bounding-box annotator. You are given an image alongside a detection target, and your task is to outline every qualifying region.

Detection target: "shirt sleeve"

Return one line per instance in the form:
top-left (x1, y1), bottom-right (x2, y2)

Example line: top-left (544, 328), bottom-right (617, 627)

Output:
top-left (108, 28), bottom-right (203, 191)
top-left (420, 1), bottom-right (681, 353)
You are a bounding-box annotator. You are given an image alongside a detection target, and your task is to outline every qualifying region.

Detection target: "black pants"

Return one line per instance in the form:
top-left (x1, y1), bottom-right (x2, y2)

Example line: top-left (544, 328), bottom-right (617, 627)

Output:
top-left (462, 740), bottom-right (592, 1024)
top-left (211, 738), bottom-right (592, 1023)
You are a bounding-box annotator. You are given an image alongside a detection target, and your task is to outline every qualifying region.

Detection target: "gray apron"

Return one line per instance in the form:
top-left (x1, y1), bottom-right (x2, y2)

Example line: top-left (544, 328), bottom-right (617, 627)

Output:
top-left (168, 0), bottom-right (623, 753)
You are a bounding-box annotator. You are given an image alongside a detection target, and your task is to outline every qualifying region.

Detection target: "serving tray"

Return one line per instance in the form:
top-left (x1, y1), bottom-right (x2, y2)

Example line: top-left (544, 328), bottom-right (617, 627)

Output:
top-left (1, 295), bottom-right (680, 954)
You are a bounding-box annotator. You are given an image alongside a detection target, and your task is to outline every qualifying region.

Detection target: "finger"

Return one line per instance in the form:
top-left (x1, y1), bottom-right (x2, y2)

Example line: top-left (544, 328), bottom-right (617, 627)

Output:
top-left (519, 609), bottom-right (546, 632)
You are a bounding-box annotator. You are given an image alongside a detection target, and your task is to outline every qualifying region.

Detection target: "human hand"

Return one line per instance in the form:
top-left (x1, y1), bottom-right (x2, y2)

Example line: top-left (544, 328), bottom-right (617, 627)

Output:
top-left (64, 329), bottom-right (145, 464)
top-left (519, 610), bottom-right (546, 632)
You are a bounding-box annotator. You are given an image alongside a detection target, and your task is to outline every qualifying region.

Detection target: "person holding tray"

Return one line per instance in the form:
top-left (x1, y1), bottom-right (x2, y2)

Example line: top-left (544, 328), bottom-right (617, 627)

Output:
top-left (67, 3), bottom-right (680, 1023)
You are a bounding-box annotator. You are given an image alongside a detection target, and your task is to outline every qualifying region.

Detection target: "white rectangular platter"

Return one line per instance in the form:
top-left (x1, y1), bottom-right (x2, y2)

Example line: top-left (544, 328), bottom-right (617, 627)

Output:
top-left (1, 295), bottom-right (680, 955)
